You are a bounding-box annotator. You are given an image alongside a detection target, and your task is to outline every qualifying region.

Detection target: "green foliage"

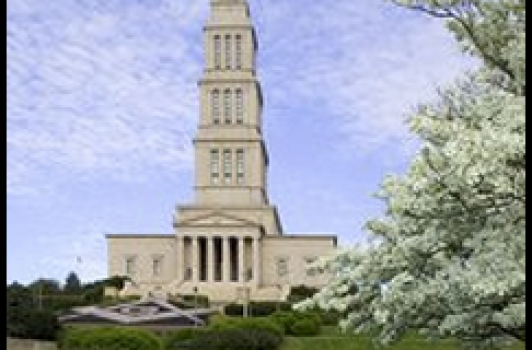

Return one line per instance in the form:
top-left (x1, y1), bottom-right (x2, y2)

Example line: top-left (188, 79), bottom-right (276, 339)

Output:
top-left (210, 315), bottom-right (284, 337)
top-left (289, 318), bottom-right (321, 337)
top-left (167, 328), bottom-right (283, 350)
top-left (162, 328), bottom-right (208, 349)
top-left (287, 285), bottom-right (319, 303)
top-left (58, 326), bottom-right (162, 350)
top-left (162, 317), bottom-right (285, 350)
top-left (64, 272), bottom-right (82, 292)
top-left (224, 302), bottom-right (245, 316)
top-left (179, 294), bottom-right (210, 308)
top-left (41, 294), bottom-right (87, 313)
top-left (270, 311), bottom-right (297, 334)
top-left (7, 282), bottom-right (61, 340)
top-left (297, 0), bottom-right (526, 348)
top-left (28, 278), bottom-right (62, 295)
top-left (270, 311), bottom-right (322, 336)
top-left (7, 308), bottom-right (60, 341)
top-left (224, 301), bottom-right (292, 317)
top-left (105, 275), bottom-right (130, 290)
top-left (316, 310), bottom-right (342, 326)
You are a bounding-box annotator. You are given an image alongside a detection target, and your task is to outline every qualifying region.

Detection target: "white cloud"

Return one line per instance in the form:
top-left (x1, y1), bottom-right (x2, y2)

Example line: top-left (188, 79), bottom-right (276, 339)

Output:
top-left (7, 0), bottom-right (208, 196)
top-left (255, 0), bottom-right (478, 158)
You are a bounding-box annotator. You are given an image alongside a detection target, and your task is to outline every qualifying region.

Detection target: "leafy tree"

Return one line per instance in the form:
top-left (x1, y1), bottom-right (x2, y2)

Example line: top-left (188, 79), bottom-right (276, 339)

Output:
top-left (28, 278), bottom-right (61, 295)
top-left (297, 0), bottom-right (525, 348)
top-left (7, 282), bottom-right (61, 340)
top-left (64, 271), bottom-right (82, 292)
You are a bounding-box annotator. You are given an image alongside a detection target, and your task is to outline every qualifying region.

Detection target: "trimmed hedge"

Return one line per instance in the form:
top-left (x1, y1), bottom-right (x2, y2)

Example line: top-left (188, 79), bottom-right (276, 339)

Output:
top-left (166, 328), bottom-right (282, 350)
top-left (163, 328), bottom-right (208, 350)
top-left (270, 311), bottom-right (322, 337)
top-left (224, 301), bottom-right (292, 317)
top-left (210, 315), bottom-right (284, 337)
top-left (7, 308), bottom-right (60, 341)
top-left (58, 327), bottom-right (162, 350)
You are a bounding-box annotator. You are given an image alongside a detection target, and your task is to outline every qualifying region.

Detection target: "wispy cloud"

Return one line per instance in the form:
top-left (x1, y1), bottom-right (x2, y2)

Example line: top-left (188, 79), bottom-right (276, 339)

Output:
top-left (7, 0), bottom-right (209, 196)
top-left (254, 0), bottom-right (477, 158)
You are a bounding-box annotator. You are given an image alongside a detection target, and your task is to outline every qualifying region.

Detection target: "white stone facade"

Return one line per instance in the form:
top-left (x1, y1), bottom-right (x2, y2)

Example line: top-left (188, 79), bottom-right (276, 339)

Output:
top-left (106, 0), bottom-right (337, 303)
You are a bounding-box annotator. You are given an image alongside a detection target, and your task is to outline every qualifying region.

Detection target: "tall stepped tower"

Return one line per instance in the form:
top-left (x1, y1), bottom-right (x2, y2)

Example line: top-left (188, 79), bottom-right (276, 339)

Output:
top-left (107, 0), bottom-right (337, 303)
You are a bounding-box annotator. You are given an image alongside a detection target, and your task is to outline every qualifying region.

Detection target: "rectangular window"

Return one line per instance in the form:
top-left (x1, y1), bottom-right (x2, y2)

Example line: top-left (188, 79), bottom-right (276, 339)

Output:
top-left (152, 256), bottom-right (163, 277)
top-left (224, 89), bottom-right (232, 124)
top-left (236, 149), bottom-right (244, 184)
top-left (235, 89), bottom-right (244, 124)
top-left (214, 35), bottom-right (221, 69)
top-left (210, 149), bottom-right (220, 184)
top-left (276, 256), bottom-right (289, 277)
top-left (223, 149), bottom-right (232, 184)
top-left (125, 256), bottom-right (137, 276)
top-left (304, 257), bottom-right (317, 277)
top-left (212, 90), bottom-right (220, 124)
top-left (235, 35), bottom-right (242, 69)
top-left (225, 35), bottom-right (232, 69)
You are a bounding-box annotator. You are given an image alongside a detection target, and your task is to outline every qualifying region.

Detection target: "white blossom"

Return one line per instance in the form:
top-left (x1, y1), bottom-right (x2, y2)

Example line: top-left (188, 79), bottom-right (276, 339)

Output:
top-left (296, 1), bottom-right (525, 348)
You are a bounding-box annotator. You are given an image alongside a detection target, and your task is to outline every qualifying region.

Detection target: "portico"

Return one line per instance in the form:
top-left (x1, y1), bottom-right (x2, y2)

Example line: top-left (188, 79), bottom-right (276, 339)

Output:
top-left (177, 234), bottom-right (261, 285)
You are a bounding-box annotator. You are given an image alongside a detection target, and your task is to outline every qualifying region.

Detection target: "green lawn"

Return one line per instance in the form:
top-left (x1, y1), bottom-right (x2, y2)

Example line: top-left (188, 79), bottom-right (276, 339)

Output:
top-left (8, 329), bottom-right (526, 350)
top-left (281, 327), bottom-right (526, 350)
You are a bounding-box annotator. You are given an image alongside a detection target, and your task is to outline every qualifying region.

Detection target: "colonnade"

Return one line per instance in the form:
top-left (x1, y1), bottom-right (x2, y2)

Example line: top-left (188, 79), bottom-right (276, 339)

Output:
top-left (177, 235), bottom-right (260, 284)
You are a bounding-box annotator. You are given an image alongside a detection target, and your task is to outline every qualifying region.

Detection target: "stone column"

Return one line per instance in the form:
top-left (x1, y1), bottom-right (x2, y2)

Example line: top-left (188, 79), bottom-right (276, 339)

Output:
top-left (253, 236), bottom-right (261, 285)
top-left (176, 235), bottom-right (185, 282)
top-left (238, 237), bottom-right (245, 283)
top-left (191, 235), bottom-right (198, 283)
top-left (222, 236), bottom-right (231, 282)
top-left (207, 236), bottom-right (215, 282)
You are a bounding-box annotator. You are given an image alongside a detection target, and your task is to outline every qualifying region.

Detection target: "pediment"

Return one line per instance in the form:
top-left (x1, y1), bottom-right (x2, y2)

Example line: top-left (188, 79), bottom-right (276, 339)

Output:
top-left (178, 211), bottom-right (260, 228)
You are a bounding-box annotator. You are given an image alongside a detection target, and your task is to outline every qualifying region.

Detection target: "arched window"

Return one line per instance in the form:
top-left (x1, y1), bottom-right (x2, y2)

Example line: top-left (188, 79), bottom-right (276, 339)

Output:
top-left (225, 35), bottom-right (232, 69)
top-left (235, 34), bottom-right (242, 69)
top-left (211, 89), bottom-right (220, 124)
top-left (214, 35), bottom-right (221, 69)
top-left (235, 88), bottom-right (244, 124)
top-left (223, 89), bottom-right (232, 124)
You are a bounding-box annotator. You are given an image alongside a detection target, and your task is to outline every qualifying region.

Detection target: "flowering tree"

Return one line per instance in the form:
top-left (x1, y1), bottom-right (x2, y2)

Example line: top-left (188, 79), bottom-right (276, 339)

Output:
top-left (296, 0), bottom-right (525, 348)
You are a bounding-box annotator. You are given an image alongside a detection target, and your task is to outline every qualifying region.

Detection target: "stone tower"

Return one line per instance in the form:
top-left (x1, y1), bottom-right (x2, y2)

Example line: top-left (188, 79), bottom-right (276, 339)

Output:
top-left (172, 0), bottom-right (284, 300)
top-left (194, 0), bottom-right (269, 207)
top-left (107, 0), bottom-right (336, 303)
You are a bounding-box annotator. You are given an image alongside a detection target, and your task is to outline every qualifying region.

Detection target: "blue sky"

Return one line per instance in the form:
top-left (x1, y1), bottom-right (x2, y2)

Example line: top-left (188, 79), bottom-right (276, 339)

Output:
top-left (6, 0), bottom-right (476, 284)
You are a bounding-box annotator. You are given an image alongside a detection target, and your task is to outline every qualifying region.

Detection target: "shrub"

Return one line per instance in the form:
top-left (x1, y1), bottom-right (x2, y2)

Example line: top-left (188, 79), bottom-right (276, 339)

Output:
top-left (317, 310), bottom-right (342, 326)
top-left (58, 327), bottom-right (162, 350)
top-left (269, 311), bottom-right (322, 337)
top-left (289, 317), bottom-right (321, 336)
top-left (40, 294), bottom-right (87, 313)
top-left (7, 308), bottom-right (60, 341)
top-left (224, 303), bottom-right (244, 316)
top-left (163, 328), bottom-right (208, 350)
top-left (210, 315), bottom-right (284, 337)
top-left (287, 285), bottom-right (318, 303)
top-left (269, 311), bottom-right (297, 334)
top-left (224, 301), bottom-right (292, 317)
top-left (171, 328), bottom-right (283, 350)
